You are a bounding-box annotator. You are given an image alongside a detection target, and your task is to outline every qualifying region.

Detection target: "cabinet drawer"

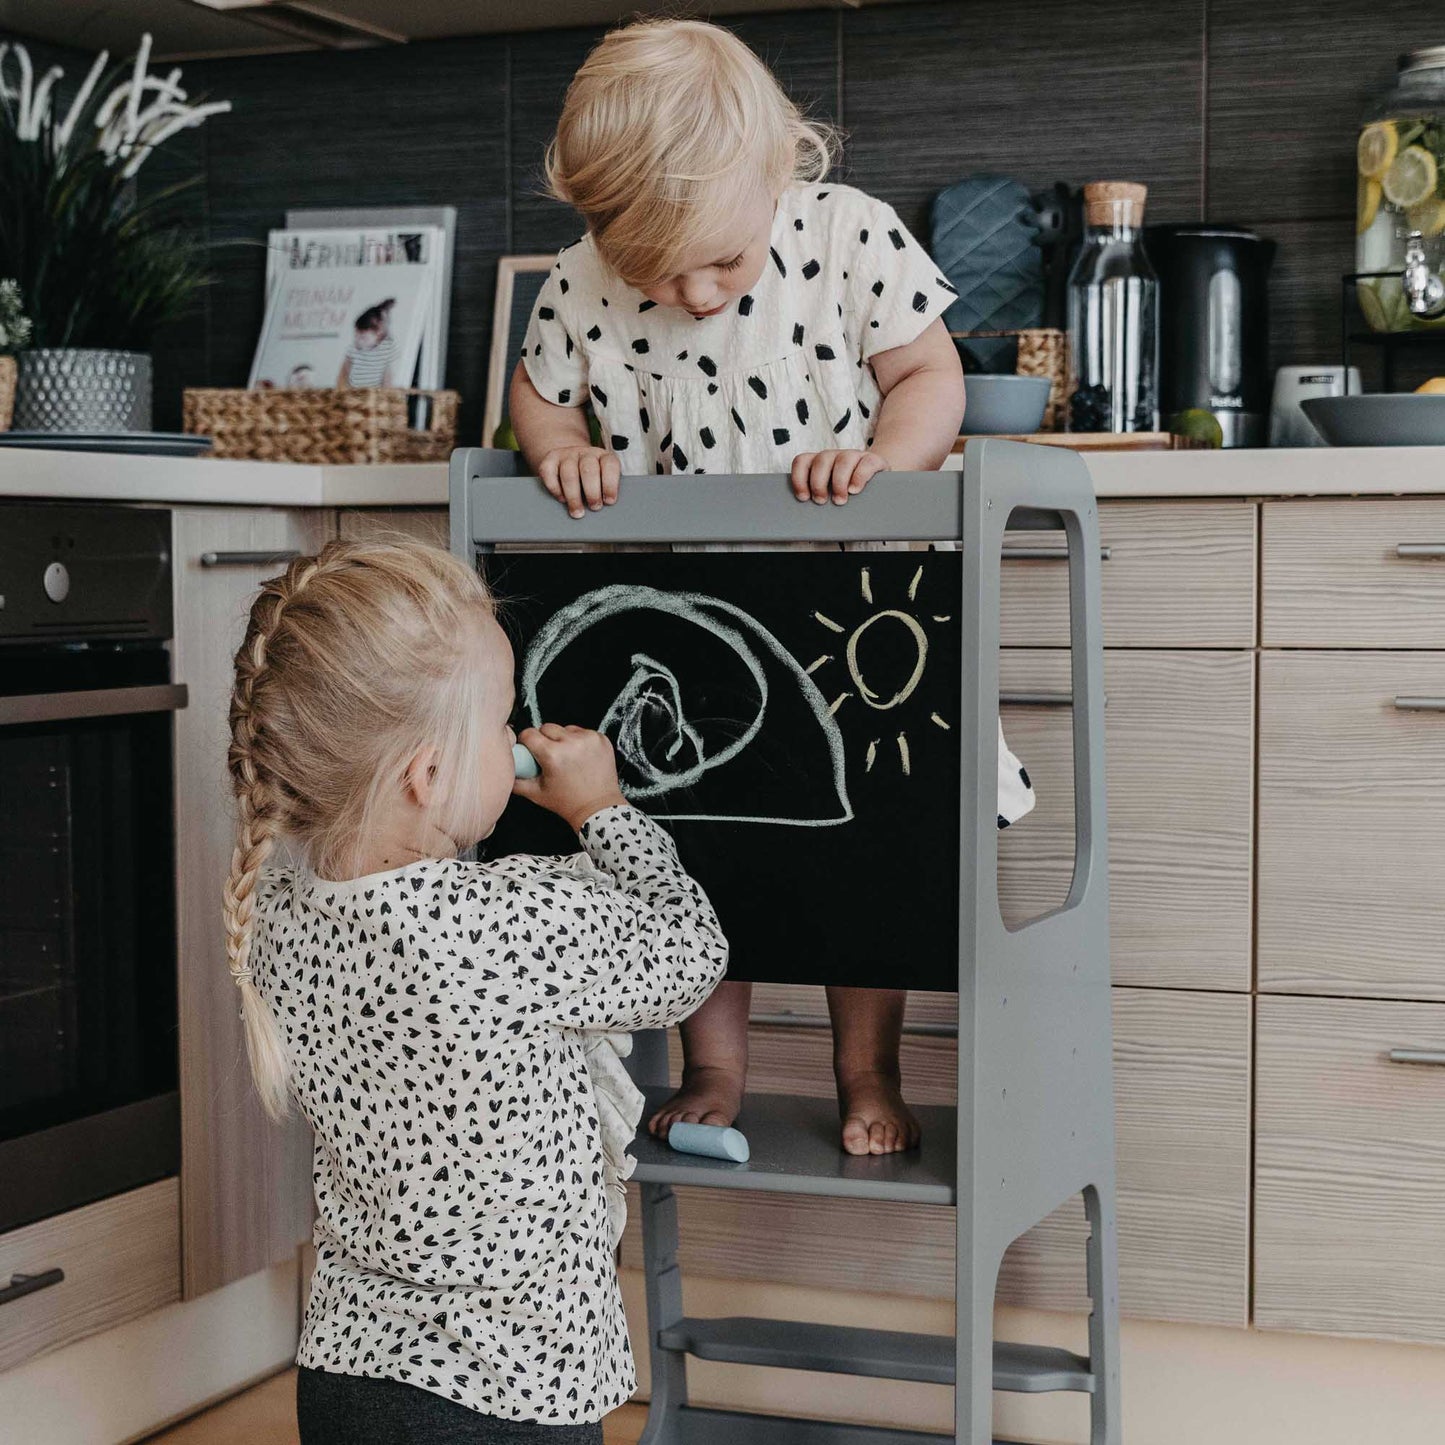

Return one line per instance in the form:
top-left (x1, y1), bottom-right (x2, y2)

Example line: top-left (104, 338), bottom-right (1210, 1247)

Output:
top-left (630, 992), bottom-right (1251, 1327)
top-left (0, 1180), bottom-right (179, 1370)
top-left (1256, 996), bottom-right (1445, 1342)
top-left (1001, 501), bottom-right (1255, 648)
top-left (1263, 498), bottom-right (1445, 647)
top-left (1259, 652), bottom-right (1445, 999)
top-left (1000, 649), bottom-right (1254, 990)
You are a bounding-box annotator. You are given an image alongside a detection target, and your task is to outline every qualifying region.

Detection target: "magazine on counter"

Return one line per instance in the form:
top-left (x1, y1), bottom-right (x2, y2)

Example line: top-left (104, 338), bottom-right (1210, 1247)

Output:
top-left (249, 226), bottom-right (444, 391)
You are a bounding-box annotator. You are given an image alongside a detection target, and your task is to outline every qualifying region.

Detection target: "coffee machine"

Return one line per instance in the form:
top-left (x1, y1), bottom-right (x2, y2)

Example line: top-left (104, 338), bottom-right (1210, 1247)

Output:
top-left (1147, 225), bottom-right (1275, 447)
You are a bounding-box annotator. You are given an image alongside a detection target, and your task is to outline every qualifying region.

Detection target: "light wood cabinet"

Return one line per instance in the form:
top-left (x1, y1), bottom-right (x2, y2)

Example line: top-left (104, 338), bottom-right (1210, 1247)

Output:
top-left (0, 1181), bottom-right (178, 1371)
top-left (1263, 498), bottom-right (1445, 648)
top-left (1001, 500), bottom-right (1255, 648)
top-left (625, 989), bottom-right (1251, 1327)
top-left (1255, 996), bottom-right (1445, 1343)
top-left (172, 506), bottom-right (329, 1298)
top-left (1258, 651), bottom-right (1445, 1001)
top-left (999, 648), bottom-right (1254, 990)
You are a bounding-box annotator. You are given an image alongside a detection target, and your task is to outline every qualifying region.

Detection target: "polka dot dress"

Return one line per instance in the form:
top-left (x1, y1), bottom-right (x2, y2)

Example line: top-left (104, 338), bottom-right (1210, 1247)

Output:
top-left (522, 183), bottom-right (959, 475)
top-left (251, 806), bottom-right (727, 1423)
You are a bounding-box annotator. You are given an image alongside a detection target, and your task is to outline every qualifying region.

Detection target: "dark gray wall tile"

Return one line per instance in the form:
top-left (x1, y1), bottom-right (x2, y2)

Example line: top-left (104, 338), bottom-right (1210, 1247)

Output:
top-left (1206, 0), bottom-right (1424, 225)
top-left (183, 38), bottom-right (509, 441)
top-left (1253, 216), bottom-right (1355, 372)
top-left (842, 0), bottom-right (1205, 240)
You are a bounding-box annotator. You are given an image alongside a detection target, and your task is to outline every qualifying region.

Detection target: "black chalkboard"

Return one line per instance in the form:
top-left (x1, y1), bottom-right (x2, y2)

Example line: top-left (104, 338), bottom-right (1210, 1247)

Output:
top-left (483, 549), bottom-right (964, 991)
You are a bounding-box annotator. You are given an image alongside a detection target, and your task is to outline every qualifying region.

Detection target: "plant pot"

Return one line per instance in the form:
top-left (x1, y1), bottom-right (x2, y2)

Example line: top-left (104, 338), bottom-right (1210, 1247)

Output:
top-left (13, 349), bottom-right (153, 433)
top-left (0, 357), bottom-right (15, 431)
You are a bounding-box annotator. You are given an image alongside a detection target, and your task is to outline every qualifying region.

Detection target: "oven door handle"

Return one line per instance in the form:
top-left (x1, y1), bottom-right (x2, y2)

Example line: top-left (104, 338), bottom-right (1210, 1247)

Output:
top-left (0, 683), bottom-right (189, 727)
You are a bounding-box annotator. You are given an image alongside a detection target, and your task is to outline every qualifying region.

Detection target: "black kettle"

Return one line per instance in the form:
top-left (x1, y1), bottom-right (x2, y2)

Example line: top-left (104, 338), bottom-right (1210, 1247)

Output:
top-left (1147, 225), bottom-right (1276, 448)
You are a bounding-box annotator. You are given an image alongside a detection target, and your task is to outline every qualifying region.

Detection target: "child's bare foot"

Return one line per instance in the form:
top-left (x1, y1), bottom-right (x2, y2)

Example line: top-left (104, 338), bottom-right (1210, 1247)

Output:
top-left (837, 1068), bottom-right (921, 1156)
top-left (647, 1065), bottom-right (746, 1137)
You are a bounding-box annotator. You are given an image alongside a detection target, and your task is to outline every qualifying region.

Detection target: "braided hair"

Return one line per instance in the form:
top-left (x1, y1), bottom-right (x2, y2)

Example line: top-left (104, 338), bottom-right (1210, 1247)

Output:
top-left (222, 539), bottom-right (495, 1120)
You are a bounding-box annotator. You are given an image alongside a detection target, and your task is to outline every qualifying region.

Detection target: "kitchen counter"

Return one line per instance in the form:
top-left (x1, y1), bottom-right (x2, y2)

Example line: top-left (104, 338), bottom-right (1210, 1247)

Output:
top-left (0, 449), bottom-right (448, 507)
top-left (0, 443), bottom-right (1442, 505)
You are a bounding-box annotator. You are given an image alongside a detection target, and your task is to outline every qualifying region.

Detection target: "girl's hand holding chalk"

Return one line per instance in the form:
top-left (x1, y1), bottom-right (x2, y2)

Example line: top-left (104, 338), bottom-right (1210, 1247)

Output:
top-left (512, 724), bottom-right (628, 832)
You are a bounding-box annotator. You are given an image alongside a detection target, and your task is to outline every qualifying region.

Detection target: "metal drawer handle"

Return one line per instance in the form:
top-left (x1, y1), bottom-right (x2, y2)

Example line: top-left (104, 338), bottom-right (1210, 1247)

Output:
top-left (0, 683), bottom-right (189, 727)
top-left (1389, 1048), bottom-right (1445, 1066)
top-left (1393, 697), bottom-right (1445, 712)
top-left (1395, 544), bottom-right (1445, 559)
top-left (199, 550), bottom-right (302, 568)
top-left (1003, 545), bottom-right (1112, 562)
top-left (1000, 690), bottom-right (1074, 707)
top-left (1, 1269), bottom-right (64, 1307)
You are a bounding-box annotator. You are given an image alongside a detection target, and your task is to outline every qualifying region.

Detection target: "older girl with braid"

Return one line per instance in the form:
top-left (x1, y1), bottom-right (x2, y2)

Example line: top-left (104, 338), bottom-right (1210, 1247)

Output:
top-left (222, 538), bottom-right (726, 1444)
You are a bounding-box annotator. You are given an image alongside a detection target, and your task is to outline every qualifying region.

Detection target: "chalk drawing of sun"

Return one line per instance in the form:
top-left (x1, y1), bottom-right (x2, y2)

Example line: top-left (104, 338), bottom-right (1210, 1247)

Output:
top-left (805, 564), bottom-right (952, 777)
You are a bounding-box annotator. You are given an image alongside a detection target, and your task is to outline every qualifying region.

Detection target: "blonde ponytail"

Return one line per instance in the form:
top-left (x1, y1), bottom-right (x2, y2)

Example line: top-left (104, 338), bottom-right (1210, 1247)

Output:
top-left (222, 541), bottom-right (496, 1123)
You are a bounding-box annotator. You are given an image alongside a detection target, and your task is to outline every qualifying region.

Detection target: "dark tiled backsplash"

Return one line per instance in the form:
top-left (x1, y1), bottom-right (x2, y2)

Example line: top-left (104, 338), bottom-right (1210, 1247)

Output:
top-left (141, 0), bottom-right (1411, 433)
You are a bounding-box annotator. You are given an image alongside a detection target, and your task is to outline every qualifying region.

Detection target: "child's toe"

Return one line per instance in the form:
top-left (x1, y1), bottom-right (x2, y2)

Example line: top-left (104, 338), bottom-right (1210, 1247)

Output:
top-left (841, 1115), bottom-right (872, 1156)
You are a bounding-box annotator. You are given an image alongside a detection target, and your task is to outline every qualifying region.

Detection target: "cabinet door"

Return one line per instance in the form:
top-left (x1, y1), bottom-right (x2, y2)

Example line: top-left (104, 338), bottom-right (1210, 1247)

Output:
top-left (625, 990), bottom-right (1252, 1327)
top-left (1001, 500), bottom-right (1256, 648)
top-left (1259, 651), bottom-right (1445, 1000)
top-left (172, 507), bottom-right (330, 1298)
top-left (1263, 498), bottom-right (1445, 647)
top-left (1000, 649), bottom-right (1254, 990)
top-left (1255, 996), bottom-right (1445, 1342)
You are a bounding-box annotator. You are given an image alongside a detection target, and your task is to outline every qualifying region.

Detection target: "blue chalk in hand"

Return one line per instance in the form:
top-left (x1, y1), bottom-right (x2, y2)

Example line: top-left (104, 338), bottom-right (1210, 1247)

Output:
top-left (667, 1121), bottom-right (750, 1163)
top-left (512, 742), bottom-right (540, 779)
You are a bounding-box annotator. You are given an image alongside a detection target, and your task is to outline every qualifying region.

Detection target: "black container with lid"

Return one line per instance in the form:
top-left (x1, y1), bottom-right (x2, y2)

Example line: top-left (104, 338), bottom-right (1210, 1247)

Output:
top-left (1147, 224), bottom-right (1276, 447)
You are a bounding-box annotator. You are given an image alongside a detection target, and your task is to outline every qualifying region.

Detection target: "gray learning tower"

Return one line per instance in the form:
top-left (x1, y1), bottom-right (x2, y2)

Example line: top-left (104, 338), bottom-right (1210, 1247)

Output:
top-left (450, 440), bottom-right (1119, 1445)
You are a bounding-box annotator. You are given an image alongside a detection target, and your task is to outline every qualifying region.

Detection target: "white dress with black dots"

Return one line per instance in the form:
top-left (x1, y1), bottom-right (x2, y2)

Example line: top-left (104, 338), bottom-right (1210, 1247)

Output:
top-left (523, 182), bottom-right (960, 474)
top-left (521, 183), bottom-right (1035, 828)
top-left (252, 806), bottom-right (727, 1424)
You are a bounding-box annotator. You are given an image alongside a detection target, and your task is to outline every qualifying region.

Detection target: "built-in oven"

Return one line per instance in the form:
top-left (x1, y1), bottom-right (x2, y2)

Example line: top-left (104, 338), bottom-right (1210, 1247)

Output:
top-left (0, 504), bottom-right (184, 1236)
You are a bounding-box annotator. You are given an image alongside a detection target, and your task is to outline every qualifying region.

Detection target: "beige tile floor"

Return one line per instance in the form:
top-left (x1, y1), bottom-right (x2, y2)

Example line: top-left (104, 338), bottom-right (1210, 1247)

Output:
top-left (142, 1371), bottom-right (647, 1444)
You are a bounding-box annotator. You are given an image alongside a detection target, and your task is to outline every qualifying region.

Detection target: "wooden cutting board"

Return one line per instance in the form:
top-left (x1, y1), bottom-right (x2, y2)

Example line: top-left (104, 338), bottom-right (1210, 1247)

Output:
top-left (950, 431), bottom-right (1207, 453)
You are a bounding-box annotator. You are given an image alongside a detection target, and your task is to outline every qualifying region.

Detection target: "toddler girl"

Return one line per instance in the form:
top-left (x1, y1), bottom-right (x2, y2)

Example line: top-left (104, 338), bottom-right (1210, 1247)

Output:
top-left (223, 539), bottom-right (727, 1442)
top-left (510, 18), bottom-right (1034, 1158)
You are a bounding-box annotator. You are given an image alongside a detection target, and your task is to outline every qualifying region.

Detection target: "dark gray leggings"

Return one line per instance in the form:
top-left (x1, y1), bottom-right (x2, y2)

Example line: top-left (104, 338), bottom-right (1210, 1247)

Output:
top-left (295, 1367), bottom-right (606, 1445)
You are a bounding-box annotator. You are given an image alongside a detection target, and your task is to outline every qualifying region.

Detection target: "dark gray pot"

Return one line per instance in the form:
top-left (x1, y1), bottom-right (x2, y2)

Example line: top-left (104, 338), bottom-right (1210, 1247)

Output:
top-left (13, 349), bottom-right (153, 433)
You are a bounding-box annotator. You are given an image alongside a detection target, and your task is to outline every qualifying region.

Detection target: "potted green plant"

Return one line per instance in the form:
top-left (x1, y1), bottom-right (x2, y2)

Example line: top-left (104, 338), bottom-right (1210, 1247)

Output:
top-left (0, 279), bottom-right (32, 430)
top-left (0, 36), bottom-right (230, 432)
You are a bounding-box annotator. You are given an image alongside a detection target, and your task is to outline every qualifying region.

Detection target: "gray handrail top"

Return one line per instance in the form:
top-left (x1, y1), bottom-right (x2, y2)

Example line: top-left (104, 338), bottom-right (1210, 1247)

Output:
top-left (452, 447), bottom-right (1090, 546)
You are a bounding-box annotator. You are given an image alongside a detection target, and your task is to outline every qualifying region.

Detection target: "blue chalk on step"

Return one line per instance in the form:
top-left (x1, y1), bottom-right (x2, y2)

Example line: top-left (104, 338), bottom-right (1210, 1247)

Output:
top-left (667, 1122), bottom-right (750, 1163)
top-left (512, 742), bottom-right (539, 779)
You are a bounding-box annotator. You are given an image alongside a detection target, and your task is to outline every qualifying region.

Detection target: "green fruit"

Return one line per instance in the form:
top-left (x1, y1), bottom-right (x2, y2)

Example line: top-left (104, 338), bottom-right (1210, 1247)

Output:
top-left (491, 419), bottom-right (519, 450)
top-left (1166, 408), bottom-right (1224, 449)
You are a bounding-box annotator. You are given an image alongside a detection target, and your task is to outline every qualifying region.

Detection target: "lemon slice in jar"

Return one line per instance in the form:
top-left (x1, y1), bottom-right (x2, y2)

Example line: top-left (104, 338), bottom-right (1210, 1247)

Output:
top-left (1383, 145), bottom-right (1439, 208)
top-left (1358, 175), bottom-right (1383, 233)
top-left (1358, 121), bottom-right (1399, 179)
top-left (1407, 197), bottom-right (1445, 237)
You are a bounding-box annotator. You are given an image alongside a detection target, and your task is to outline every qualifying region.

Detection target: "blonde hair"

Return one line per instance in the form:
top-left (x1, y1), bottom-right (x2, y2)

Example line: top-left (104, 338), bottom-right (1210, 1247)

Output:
top-left (544, 17), bottom-right (838, 289)
top-left (222, 539), bottom-right (496, 1120)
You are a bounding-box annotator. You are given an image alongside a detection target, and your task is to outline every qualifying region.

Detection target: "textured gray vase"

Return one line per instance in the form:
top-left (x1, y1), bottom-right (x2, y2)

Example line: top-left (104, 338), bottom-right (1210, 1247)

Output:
top-left (13, 349), bottom-right (153, 432)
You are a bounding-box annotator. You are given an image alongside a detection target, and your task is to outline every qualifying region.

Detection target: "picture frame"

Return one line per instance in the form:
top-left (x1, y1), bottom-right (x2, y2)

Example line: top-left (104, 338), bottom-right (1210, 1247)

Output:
top-left (485, 255), bottom-right (555, 446)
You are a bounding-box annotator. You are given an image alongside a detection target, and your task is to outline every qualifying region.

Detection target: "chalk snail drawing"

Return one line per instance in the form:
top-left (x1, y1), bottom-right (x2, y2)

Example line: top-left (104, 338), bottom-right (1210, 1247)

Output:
top-left (520, 584), bottom-right (852, 826)
top-left (519, 565), bottom-right (950, 821)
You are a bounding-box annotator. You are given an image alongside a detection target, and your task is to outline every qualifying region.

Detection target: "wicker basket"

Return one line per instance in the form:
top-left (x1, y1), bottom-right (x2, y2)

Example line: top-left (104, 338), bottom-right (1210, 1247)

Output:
top-left (0, 356), bottom-right (15, 432)
top-left (183, 387), bottom-right (458, 465)
top-left (951, 328), bottom-right (1068, 431)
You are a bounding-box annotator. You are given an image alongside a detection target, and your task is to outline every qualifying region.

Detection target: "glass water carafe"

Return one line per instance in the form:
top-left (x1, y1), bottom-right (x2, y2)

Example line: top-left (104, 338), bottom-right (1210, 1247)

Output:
top-left (1067, 182), bottom-right (1159, 432)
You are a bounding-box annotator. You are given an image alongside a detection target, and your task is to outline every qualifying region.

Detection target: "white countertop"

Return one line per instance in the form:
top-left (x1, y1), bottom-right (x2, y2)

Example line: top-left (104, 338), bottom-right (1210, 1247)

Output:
top-left (0, 448), bottom-right (449, 507)
top-left (0, 443), bottom-right (1443, 506)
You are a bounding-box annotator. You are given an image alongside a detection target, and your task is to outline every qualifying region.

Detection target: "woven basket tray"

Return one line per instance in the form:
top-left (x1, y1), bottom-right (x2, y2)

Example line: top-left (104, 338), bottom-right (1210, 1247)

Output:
top-left (951, 327), bottom-right (1068, 431)
top-left (183, 387), bottom-right (458, 465)
top-left (0, 356), bottom-right (15, 432)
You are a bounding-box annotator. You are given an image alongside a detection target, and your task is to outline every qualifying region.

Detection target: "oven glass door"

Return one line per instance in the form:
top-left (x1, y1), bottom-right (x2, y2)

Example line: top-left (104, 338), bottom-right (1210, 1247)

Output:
top-left (0, 645), bottom-right (179, 1153)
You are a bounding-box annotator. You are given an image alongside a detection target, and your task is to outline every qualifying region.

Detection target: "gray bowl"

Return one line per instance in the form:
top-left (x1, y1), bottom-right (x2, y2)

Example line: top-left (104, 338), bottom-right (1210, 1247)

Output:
top-left (1301, 394), bottom-right (1445, 447)
top-left (960, 374), bottom-right (1052, 435)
